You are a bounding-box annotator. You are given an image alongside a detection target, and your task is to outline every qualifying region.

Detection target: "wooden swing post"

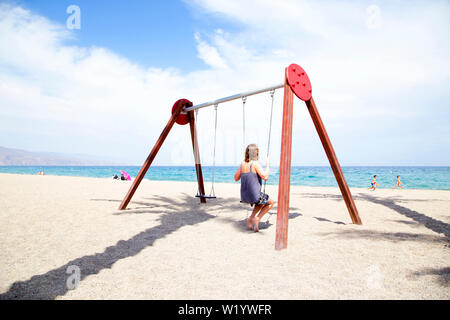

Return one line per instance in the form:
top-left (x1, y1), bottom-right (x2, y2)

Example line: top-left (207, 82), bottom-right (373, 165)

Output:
top-left (118, 99), bottom-right (193, 210)
top-left (188, 110), bottom-right (207, 203)
top-left (305, 97), bottom-right (361, 225)
top-left (275, 68), bottom-right (294, 250)
top-left (275, 63), bottom-right (362, 250)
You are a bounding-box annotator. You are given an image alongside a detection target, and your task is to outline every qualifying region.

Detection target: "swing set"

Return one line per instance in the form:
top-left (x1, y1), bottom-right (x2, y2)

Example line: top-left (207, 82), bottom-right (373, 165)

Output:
top-left (118, 63), bottom-right (362, 250)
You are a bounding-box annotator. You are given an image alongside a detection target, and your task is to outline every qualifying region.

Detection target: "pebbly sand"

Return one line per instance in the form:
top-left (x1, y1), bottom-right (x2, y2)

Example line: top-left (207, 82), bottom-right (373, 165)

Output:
top-left (0, 173), bottom-right (448, 300)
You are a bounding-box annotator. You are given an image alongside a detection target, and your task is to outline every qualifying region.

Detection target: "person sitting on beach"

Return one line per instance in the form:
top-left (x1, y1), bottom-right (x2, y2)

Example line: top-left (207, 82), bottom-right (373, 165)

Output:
top-left (234, 144), bottom-right (274, 232)
top-left (393, 175), bottom-right (403, 190)
top-left (113, 174), bottom-right (119, 180)
top-left (120, 173), bottom-right (126, 181)
top-left (368, 175), bottom-right (378, 191)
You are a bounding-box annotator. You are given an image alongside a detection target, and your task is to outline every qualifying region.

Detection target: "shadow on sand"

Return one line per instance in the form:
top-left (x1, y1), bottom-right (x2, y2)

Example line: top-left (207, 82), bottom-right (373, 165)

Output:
top-left (409, 267), bottom-right (450, 287)
top-left (0, 194), bottom-right (216, 300)
top-left (0, 193), bottom-right (301, 299)
top-left (220, 210), bottom-right (302, 232)
top-left (296, 192), bottom-right (450, 238)
top-left (317, 229), bottom-right (447, 244)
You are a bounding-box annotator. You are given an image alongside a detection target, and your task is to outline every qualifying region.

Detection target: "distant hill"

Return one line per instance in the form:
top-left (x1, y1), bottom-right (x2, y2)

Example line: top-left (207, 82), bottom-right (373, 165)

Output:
top-left (0, 146), bottom-right (119, 166)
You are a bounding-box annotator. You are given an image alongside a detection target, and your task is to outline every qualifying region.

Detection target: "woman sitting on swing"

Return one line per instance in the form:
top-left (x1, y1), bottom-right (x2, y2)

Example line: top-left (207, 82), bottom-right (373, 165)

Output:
top-left (234, 144), bottom-right (274, 232)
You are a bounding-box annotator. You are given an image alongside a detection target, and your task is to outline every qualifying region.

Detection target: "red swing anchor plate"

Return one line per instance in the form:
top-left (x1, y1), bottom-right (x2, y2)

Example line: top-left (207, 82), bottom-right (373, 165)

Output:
top-left (171, 99), bottom-right (192, 125)
top-left (287, 63), bottom-right (312, 101)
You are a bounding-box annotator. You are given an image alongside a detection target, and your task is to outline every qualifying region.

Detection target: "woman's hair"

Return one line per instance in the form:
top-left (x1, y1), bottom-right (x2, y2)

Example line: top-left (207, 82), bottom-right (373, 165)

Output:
top-left (245, 144), bottom-right (259, 162)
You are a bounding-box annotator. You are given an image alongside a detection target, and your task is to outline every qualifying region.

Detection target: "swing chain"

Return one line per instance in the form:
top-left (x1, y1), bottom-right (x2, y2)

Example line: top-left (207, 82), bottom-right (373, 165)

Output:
top-left (194, 105), bottom-right (218, 200)
top-left (263, 89), bottom-right (275, 195)
top-left (263, 89), bottom-right (276, 225)
top-left (210, 104), bottom-right (218, 197)
top-left (242, 96), bottom-right (247, 148)
top-left (267, 89), bottom-right (275, 153)
top-left (194, 108), bottom-right (201, 197)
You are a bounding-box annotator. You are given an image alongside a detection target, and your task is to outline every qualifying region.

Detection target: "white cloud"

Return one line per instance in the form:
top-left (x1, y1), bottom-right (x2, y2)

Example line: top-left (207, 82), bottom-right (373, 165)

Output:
top-left (0, 4), bottom-right (188, 164)
top-left (194, 32), bottom-right (228, 69)
top-left (186, 0), bottom-right (450, 165)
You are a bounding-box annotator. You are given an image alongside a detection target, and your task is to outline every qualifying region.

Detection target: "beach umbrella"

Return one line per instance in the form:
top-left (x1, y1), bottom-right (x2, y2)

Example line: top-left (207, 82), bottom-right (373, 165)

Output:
top-left (120, 170), bottom-right (132, 181)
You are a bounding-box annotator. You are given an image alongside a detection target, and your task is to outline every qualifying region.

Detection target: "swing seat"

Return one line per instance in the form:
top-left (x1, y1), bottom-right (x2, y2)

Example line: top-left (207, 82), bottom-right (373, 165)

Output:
top-left (196, 194), bottom-right (217, 199)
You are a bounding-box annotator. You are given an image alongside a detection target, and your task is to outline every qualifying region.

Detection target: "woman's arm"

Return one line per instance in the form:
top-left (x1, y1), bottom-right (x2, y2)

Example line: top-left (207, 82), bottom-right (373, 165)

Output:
top-left (234, 164), bottom-right (241, 181)
top-left (254, 157), bottom-right (270, 181)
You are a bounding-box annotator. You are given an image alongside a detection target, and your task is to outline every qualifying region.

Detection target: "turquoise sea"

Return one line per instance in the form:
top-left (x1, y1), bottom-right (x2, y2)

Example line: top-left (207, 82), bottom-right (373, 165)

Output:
top-left (0, 166), bottom-right (449, 190)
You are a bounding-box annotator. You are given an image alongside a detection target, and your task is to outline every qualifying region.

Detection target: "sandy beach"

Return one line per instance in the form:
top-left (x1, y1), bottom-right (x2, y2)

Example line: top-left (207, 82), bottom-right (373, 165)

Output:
top-left (0, 173), bottom-right (448, 300)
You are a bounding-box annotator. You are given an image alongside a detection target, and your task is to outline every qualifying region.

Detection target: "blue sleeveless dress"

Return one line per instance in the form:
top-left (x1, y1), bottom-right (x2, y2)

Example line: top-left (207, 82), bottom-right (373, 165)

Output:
top-left (240, 162), bottom-right (270, 206)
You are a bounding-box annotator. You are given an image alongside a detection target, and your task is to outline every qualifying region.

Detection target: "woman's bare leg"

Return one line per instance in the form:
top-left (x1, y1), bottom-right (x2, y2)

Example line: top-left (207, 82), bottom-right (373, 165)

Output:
top-left (248, 205), bottom-right (263, 229)
top-left (253, 200), bottom-right (275, 232)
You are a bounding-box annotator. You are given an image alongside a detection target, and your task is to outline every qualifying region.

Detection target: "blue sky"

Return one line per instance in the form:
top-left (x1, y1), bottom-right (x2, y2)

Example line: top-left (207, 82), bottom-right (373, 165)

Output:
top-left (14, 0), bottom-right (229, 71)
top-left (0, 0), bottom-right (449, 166)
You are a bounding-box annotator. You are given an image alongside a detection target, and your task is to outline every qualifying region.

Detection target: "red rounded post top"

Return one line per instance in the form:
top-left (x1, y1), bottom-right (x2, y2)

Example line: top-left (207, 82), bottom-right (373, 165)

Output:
top-left (287, 64), bottom-right (312, 101)
top-left (171, 99), bottom-right (192, 125)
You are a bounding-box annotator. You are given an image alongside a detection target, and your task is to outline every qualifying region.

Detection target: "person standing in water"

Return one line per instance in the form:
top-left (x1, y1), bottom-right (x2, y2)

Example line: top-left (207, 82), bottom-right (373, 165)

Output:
top-left (234, 144), bottom-right (274, 232)
top-left (369, 175), bottom-right (378, 191)
top-left (393, 175), bottom-right (403, 190)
